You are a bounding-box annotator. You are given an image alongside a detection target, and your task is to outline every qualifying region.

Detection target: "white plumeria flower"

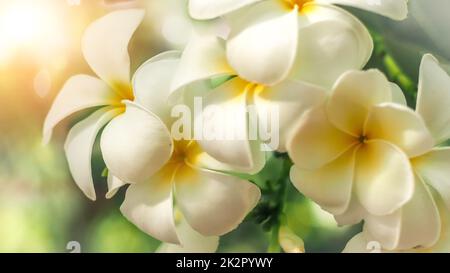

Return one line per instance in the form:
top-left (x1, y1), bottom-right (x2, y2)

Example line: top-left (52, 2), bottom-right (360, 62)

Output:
top-left (100, 51), bottom-right (261, 244)
top-left (356, 55), bottom-right (450, 251)
top-left (43, 9), bottom-right (145, 200)
top-left (287, 68), bottom-right (436, 240)
top-left (169, 29), bottom-right (326, 169)
top-left (187, 0), bottom-right (408, 87)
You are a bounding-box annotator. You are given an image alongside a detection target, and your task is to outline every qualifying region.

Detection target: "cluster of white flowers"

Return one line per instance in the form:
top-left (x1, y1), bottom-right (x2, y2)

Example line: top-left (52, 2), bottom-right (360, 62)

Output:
top-left (44, 0), bottom-right (450, 253)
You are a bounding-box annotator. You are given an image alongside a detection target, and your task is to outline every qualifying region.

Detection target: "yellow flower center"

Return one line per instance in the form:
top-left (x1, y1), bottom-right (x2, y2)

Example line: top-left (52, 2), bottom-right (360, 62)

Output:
top-left (358, 135), bottom-right (368, 144)
top-left (112, 81), bottom-right (135, 102)
top-left (282, 0), bottom-right (315, 13)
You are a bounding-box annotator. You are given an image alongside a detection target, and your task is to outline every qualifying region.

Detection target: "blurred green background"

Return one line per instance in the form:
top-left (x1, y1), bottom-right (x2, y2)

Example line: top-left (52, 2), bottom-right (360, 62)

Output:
top-left (0, 0), bottom-right (448, 253)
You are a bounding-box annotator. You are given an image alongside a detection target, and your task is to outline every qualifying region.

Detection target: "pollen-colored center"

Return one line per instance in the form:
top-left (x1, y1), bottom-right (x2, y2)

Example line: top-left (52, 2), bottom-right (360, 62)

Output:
top-left (283, 0), bottom-right (314, 12)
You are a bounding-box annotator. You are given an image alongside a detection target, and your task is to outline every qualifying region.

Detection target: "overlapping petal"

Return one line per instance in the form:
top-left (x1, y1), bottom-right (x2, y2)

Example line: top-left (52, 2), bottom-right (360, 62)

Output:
top-left (64, 106), bottom-right (122, 201)
top-left (174, 165), bottom-right (260, 236)
top-left (317, 0), bottom-right (408, 20)
top-left (188, 0), bottom-right (262, 19)
top-left (100, 102), bottom-right (173, 184)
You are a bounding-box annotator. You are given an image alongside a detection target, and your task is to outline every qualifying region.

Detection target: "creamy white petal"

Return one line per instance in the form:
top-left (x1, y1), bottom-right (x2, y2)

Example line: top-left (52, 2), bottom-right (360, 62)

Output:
top-left (342, 232), bottom-right (373, 253)
top-left (170, 31), bottom-right (234, 102)
top-left (390, 83), bottom-right (407, 106)
top-left (416, 54), bottom-right (450, 144)
top-left (64, 106), bottom-right (121, 201)
top-left (253, 79), bottom-right (327, 152)
top-left (365, 176), bottom-right (440, 250)
top-left (287, 104), bottom-right (357, 170)
top-left (317, 0), bottom-right (408, 20)
top-left (106, 173), bottom-right (127, 199)
top-left (355, 140), bottom-right (414, 215)
top-left (43, 75), bottom-right (119, 144)
top-left (327, 70), bottom-right (392, 136)
top-left (334, 197), bottom-right (365, 226)
top-left (290, 148), bottom-right (356, 215)
top-left (413, 148), bottom-right (450, 210)
top-left (82, 9), bottom-right (144, 86)
top-left (195, 78), bottom-right (265, 173)
top-left (290, 4), bottom-right (373, 88)
top-left (364, 103), bottom-right (434, 158)
top-left (100, 101), bottom-right (173, 184)
top-left (120, 165), bottom-right (179, 244)
top-left (157, 217), bottom-right (219, 253)
top-left (133, 54), bottom-right (180, 125)
top-left (174, 166), bottom-right (260, 236)
top-left (226, 1), bottom-right (298, 85)
top-left (188, 0), bottom-right (262, 19)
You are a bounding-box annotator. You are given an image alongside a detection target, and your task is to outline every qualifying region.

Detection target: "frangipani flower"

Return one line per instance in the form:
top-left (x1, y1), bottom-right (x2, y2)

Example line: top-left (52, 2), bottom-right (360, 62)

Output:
top-left (187, 0), bottom-right (408, 87)
top-left (43, 9), bottom-right (145, 200)
top-left (170, 28), bottom-right (326, 167)
top-left (287, 68), bottom-right (435, 232)
top-left (357, 55), bottom-right (450, 251)
top-left (100, 52), bottom-right (261, 244)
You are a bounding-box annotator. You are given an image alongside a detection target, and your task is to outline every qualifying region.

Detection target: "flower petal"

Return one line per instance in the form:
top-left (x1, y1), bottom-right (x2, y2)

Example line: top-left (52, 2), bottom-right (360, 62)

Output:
top-left (195, 77), bottom-right (265, 174)
top-left (133, 52), bottom-right (181, 125)
top-left (120, 165), bottom-right (179, 244)
top-left (326, 70), bottom-right (392, 136)
top-left (290, 5), bottom-right (373, 88)
top-left (355, 140), bottom-right (414, 215)
top-left (157, 217), bottom-right (219, 253)
top-left (364, 103), bottom-right (434, 158)
top-left (317, 0), bottom-right (408, 20)
top-left (82, 9), bottom-right (144, 86)
top-left (416, 54), bottom-right (450, 144)
top-left (287, 104), bottom-right (357, 170)
top-left (253, 80), bottom-right (327, 152)
top-left (188, 0), bottom-right (262, 19)
top-left (413, 147), bottom-right (450, 210)
top-left (100, 101), bottom-right (173, 184)
top-left (43, 75), bottom-right (119, 144)
top-left (342, 232), bottom-right (373, 253)
top-left (334, 197), bottom-right (365, 226)
top-left (390, 83), bottom-right (407, 106)
top-left (106, 173), bottom-right (127, 199)
top-left (365, 175), bottom-right (441, 250)
top-left (226, 1), bottom-right (298, 85)
top-left (64, 106), bottom-right (121, 201)
top-left (290, 148), bottom-right (356, 215)
top-left (174, 166), bottom-right (260, 236)
top-left (170, 31), bottom-right (234, 102)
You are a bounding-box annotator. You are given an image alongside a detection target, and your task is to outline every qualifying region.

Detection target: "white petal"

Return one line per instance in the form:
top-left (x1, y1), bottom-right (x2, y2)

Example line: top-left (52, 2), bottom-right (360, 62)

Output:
top-left (290, 148), bottom-right (356, 215)
top-left (317, 0), bottom-right (408, 20)
top-left (100, 101), bottom-right (173, 184)
top-left (106, 173), bottom-right (127, 199)
top-left (64, 106), bottom-right (121, 201)
top-left (413, 148), bottom-right (450, 210)
top-left (133, 54), bottom-right (180, 125)
top-left (226, 1), bottom-right (298, 85)
top-left (157, 217), bottom-right (219, 253)
top-left (390, 83), bottom-right (407, 106)
top-left (416, 54), bottom-right (450, 144)
top-left (82, 9), bottom-right (144, 86)
top-left (355, 140), bottom-right (414, 215)
top-left (364, 103), bottom-right (434, 158)
top-left (287, 104), bottom-right (358, 170)
top-left (326, 70), bottom-right (392, 136)
top-left (43, 75), bottom-right (119, 144)
top-left (189, 0), bottom-right (262, 19)
top-left (334, 197), bottom-right (366, 226)
top-left (170, 31), bottom-right (234, 102)
top-left (342, 233), bottom-right (373, 253)
top-left (365, 176), bottom-right (441, 250)
top-left (174, 166), bottom-right (260, 236)
top-left (120, 165), bottom-right (179, 244)
top-left (196, 78), bottom-right (265, 174)
top-left (290, 5), bottom-right (373, 88)
top-left (253, 79), bottom-right (327, 152)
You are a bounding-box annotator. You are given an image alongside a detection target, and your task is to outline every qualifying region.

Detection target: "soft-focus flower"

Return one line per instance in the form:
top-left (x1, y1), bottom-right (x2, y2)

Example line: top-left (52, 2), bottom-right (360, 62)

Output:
top-left (187, 0), bottom-right (408, 87)
top-left (287, 68), bottom-right (435, 231)
top-left (358, 54), bottom-right (450, 250)
top-left (278, 226), bottom-right (305, 253)
top-left (43, 9), bottom-right (145, 200)
top-left (100, 52), bottom-right (261, 244)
